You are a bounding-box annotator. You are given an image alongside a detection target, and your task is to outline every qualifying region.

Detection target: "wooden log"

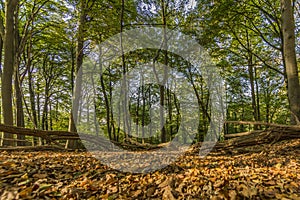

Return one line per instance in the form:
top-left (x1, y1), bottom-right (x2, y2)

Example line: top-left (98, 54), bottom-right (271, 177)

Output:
top-left (224, 130), bottom-right (263, 138)
top-left (0, 138), bottom-right (31, 142)
top-left (0, 124), bottom-right (113, 149)
top-left (221, 128), bottom-right (300, 149)
top-left (0, 124), bottom-right (78, 137)
top-left (225, 120), bottom-right (300, 129)
top-left (0, 145), bottom-right (70, 151)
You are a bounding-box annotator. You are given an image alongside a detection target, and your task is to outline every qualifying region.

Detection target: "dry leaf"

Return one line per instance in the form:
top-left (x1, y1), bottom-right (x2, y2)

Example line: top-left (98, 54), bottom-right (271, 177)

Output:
top-left (162, 186), bottom-right (176, 200)
top-left (33, 173), bottom-right (48, 179)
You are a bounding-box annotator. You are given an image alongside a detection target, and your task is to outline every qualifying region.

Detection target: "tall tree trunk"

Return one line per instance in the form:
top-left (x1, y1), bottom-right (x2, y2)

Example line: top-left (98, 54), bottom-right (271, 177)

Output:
top-left (36, 81), bottom-right (42, 145)
top-left (265, 76), bottom-right (271, 124)
top-left (141, 72), bottom-right (145, 144)
top-left (167, 82), bottom-right (172, 138)
top-left (109, 68), bottom-right (116, 141)
top-left (0, 20), bottom-right (3, 131)
top-left (14, 2), bottom-right (25, 146)
top-left (49, 102), bottom-right (53, 130)
top-left (0, 37), bottom-right (3, 125)
top-left (66, 39), bottom-right (75, 146)
top-left (135, 84), bottom-right (140, 139)
top-left (255, 68), bottom-right (261, 122)
top-left (15, 70), bottom-right (25, 146)
top-left (246, 29), bottom-right (259, 130)
top-left (28, 65), bottom-right (38, 146)
top-left (66, 0), bottom-right (86, 149)
top-left (99, 45), bottom-right (112, 140)
top-left (42, 90), bottom-right (49, 131)
top-left (91, 76), bottom-right (99, 137)
top-left (120, 0), bottom-right (130, 139)
top-left (281, 0), bottom-right (300, 124)
top-left (160, 0), bottom-right (167, 143)
top-left (1, 0), bottom-right (18, 146)
top-left (0, 37), bottom-right (2, 80)
top-left (26, 13), bottom-right (38, 146)
top-left (148, 86), bottom-right (153, 143)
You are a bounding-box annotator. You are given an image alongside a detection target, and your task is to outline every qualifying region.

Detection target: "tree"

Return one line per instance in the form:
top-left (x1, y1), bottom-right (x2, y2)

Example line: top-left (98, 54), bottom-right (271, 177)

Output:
top-left (66, 0), bottom-right (90, 149)
top-left (1, 0), bottom-right (19, 146)
top-left (280, 0), bottom-right (300, 124)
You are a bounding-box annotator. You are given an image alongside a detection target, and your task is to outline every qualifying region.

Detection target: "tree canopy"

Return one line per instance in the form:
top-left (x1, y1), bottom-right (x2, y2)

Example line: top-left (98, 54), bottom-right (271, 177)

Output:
top-left (0, 0), bottom-right (298, 147)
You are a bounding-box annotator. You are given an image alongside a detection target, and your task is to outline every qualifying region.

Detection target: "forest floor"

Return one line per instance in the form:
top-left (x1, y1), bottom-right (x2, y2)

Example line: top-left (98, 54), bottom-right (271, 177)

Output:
top-left (0, 139), bottom-right (300, 200)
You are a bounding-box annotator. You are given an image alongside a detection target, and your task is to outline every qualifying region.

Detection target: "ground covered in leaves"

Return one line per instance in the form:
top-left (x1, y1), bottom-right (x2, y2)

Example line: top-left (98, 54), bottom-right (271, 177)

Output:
top-left (0, 139), bottom-right (300, 200)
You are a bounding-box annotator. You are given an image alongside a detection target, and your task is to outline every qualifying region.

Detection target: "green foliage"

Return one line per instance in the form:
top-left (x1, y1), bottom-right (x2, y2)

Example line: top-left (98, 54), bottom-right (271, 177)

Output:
top-left (1, 0), bottom-right (298, 145)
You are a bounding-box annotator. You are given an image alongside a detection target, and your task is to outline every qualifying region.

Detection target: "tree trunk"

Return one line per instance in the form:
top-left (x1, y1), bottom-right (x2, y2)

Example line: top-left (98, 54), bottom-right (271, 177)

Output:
top-left (160, 0), bottom-right (167, 143)
top-left (1, 0), bottom-right (18, 146)
top-left (36, 81), bottom-right (43, 145)
top-left (0, 37), bottom-right (3, 80)
top-left (281, 0), bottom-right (300, 124)
top-left (0, 37), bottom-right (3, 125)
top-left (99, 46), bottom-right (112, 140)
top-left (42, 94), bottom-right (49, 131)
top-left (91, 77), bottom-right (100, 137)
top-left (66, 0), bottom-right (86, 149)
top-left (15, 70), bottom-right (25, 146)
top-left (109, 67), bottom-right (117, 141)
top-left (167, 81), bottom-right (172, 137)
top-left (136, 83), bottom-right (140, 139)
top-left (28, 65), bottom-right (39, 146)
top-left (49, 102), bottom-right (53, 130)
top-left (254, 68), bottom-right (261, 122)
top-left (148, 86), bottom-right (153, 143)
top-left (14, 3), bottom-right (25, 146)
top-left (141, 72), bottom-right (146, 144)
top-left (246, 29), bottom-right (259, 130)
top-left (119, 0), bottom-right (130, 138)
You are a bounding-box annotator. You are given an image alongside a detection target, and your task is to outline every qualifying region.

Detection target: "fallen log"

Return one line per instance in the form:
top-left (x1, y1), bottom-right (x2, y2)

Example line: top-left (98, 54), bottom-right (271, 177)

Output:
top-left (0, 145), bottom-right (73, 152)
top-left (225, 120), bottom-right (300, 129)
top-left (220, 127), bottom-right (300, 149)
top-left (0, 124), bottom-right (166, 151)
top-left (0, 124), bottom-right (113, 149)
top-left (224, 130), bottom-right (263, 138)
top-left (223, 121), bottom-right (300, 148)
top-left (0, 124), bottom-right (78, 138)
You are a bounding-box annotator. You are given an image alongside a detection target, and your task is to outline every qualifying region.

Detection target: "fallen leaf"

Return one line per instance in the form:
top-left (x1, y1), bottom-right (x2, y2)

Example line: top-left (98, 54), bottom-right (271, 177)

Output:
top-left (33, 173), bottom-right (48, 179)
top-left (162, 186), bottom-right (176, 200)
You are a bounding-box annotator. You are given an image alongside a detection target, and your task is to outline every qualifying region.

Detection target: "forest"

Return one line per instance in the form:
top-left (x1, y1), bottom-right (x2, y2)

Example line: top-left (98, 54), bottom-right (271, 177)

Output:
top-left (0, 0), bottom-right (300, 199)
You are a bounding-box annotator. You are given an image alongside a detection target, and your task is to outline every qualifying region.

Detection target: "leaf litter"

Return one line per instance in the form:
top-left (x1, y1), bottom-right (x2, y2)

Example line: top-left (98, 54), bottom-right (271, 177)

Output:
top-left (0, 139), bottom-right (299, 199)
